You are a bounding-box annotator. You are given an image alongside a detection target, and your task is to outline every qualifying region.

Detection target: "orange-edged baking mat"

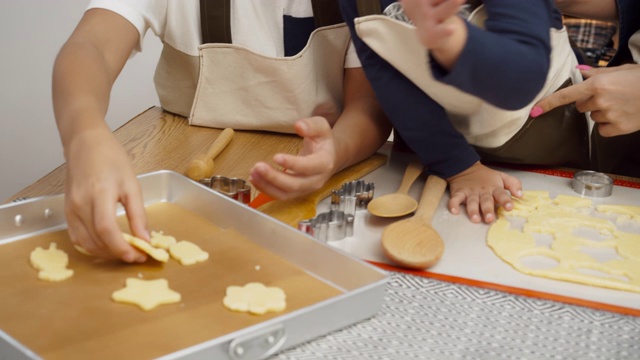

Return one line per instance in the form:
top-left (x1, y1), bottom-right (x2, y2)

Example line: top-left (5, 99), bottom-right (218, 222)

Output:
top-left (316, 156), bottom-right (640, 317)
top-left (0, 202), bottom-right (342, 360)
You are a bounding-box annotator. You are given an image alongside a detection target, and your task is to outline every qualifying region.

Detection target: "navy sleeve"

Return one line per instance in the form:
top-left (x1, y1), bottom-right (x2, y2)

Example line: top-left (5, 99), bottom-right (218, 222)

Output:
top-left (610, 0), bottom-right (640, 66)
top-left (340, 0), bottom-right (480, 178)
top-left (432, 0), bottom-right (554, 110)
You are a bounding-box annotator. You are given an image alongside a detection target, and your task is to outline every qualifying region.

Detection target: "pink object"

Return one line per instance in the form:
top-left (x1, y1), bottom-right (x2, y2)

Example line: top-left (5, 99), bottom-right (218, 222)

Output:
top-left (576, 64), bottom-right (593, 70)
top-left (530, 106), bottom-right (544, 118)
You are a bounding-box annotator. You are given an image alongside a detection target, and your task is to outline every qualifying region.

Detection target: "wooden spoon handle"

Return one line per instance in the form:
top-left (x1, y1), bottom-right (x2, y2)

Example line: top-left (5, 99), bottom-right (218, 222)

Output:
top-left (396, 161), bottom-right (424, 195)
top-left (206, 128), bottom-right (235, 159)
top-left (415, 175), bottom-right (447, 224)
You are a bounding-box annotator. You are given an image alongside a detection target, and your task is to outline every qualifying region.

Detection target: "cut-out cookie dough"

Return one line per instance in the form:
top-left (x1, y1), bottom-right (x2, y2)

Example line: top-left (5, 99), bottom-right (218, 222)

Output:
top-left (149, 230), bottom-right (177, 249)
top-left (73, 244), bottom-right (92, 256)
top-left (487, 191), bottom-right (640, 293)
top-left (223, 282), bottom-right (286, 315)
top-left (30, 243), bottom-right (74, 281)
top-left (169, 241), bottom-right (209, 266)
top-left (122, 233), bottom-right (169, 262)
top-left (112, 278), bottom-right (181, 311)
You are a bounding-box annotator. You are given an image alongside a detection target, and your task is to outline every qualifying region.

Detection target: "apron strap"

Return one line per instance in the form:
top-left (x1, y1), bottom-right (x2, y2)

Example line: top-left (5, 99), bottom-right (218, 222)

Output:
top-left (311, 0), bottom-right (343, 28)
top-left (356, 0), bottom-right (382, 16)
top-left (200, 0), bottom-right (232, 44)
top-left (199, 0), bottom-right (383, 44)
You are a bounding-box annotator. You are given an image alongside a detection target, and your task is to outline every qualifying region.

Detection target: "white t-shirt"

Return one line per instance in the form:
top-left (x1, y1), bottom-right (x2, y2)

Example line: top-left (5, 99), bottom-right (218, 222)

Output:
top-left (86, 0), bottom-right (361, 67)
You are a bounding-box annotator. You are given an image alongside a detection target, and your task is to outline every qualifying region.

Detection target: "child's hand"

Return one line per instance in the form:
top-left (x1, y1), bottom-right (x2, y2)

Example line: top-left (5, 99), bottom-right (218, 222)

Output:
top-left (446, 162), bottom-right (522, 223)
top-left (64, 127), bottom-right (148, 262)
top-left (249, 117), bottom-right (338, 200)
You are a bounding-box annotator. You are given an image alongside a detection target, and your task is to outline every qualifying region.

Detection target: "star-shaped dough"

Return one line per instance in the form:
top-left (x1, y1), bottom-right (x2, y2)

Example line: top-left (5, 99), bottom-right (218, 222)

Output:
top-left (112, 278), bottom-right (181, 311)
top-left (223, 282), bottom-right (286, 315)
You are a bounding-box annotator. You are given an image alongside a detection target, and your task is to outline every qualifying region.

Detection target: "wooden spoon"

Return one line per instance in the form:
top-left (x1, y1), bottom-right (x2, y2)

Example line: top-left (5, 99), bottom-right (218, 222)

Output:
top-left (367, 161), bottom-right (424, 217)
top-left (381, 175), bottom-right (447, 270)
top-left (186, 128), bottom-right (235, 181)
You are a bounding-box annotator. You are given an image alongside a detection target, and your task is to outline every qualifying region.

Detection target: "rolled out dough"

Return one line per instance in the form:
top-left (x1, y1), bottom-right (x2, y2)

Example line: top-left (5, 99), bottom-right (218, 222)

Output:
top-left (487, 191), bottom-right (640, 293)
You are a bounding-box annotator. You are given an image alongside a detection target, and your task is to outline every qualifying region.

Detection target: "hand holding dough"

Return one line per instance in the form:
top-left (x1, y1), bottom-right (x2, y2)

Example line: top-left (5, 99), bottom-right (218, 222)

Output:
top-left (122, 233), bottom-right (169, 262)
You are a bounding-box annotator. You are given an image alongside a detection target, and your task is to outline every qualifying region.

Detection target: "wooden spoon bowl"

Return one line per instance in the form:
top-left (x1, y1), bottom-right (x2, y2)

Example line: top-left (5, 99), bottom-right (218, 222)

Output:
top-left (367, 161), bottom-right (424, 218)
top-left (381, 175), bottom-right (447, 269)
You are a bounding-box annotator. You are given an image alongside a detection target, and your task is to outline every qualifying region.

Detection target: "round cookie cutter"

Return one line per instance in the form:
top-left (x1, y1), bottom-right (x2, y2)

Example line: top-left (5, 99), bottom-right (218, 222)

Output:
top-left (572, 170), bottom-right (613, 197)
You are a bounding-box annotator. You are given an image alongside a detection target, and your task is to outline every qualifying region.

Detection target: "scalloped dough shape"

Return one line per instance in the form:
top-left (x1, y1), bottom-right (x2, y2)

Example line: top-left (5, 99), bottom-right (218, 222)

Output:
top-left (30, 243), bottom-right (74, 281)
top-left (169, 241), bottom-right (209, 266)
top-left (149, 230), bottom-right (177, 250)
top-left (223, 282), bottom-right (286, 315)
top-left (122, 233), bottom-right (169, 262)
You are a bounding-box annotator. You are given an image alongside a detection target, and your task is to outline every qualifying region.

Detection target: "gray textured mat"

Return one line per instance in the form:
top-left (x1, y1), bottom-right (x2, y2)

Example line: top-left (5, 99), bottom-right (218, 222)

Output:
top-left (276, 271), bottom-right (640, 359)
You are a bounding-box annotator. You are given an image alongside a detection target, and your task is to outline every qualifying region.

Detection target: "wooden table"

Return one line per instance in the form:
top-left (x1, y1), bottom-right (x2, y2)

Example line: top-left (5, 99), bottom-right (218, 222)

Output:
top-left (8, 106), bottom-right (305, 201)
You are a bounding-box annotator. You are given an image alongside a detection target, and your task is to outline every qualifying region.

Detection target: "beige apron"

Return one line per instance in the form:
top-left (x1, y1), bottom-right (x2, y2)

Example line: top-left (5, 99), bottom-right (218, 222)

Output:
top-left (154, 24), bottom-right (351, 134)
top-left (353, 5), bottom-right (591, 167)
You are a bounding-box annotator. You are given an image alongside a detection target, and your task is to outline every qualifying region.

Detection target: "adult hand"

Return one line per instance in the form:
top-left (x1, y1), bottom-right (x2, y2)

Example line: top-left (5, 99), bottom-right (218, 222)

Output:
top-left (531, 64), bottom-right (640, 137)
top-left (447, 161), bottom-right (522, 223)
top-left (64, 127), bottom-right (148, 262)
top-left (249, 117), bottom-right (337, 200)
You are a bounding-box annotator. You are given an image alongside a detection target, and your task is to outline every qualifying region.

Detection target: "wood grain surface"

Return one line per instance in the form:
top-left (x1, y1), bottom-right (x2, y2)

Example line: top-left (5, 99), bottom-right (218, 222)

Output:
top-left (8, 107), bottom-right (304, 201)
top-left (8, 107), bottom-right (388, 216)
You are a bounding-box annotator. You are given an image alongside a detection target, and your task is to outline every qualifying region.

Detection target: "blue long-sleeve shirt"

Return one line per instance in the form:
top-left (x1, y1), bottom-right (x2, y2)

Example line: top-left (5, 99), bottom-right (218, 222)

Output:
top-left (340, 0), bottom-right (561, 178)
top-left (610, 0), bottom-right (640, 66)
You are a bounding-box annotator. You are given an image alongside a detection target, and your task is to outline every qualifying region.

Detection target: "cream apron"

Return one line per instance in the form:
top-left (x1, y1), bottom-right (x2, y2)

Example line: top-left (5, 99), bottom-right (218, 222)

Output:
top-left (353, 4), bottom-right (591, 168)
top-left (153, 3), bottom-right (352, 133)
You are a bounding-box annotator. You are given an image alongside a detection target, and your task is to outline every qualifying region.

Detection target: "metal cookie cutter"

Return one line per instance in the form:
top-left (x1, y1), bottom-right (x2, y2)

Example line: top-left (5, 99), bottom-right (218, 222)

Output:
top-left (298, 210), bottom-right (354, 243)
top-left (572, 170), bottom-right (614, 197)
top-left (199, 175), bottom-right (252, 205)
top-left (330, 180), bottom-right (375, 216)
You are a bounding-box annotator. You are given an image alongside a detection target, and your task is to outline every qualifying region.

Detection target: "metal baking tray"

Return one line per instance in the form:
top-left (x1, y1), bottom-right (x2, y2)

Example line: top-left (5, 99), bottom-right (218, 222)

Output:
top-left (0, 170), bottom-right (387, 360)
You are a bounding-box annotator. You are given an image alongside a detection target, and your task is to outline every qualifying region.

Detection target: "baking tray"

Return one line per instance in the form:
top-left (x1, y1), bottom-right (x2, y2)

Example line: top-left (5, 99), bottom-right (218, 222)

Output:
top-left (0, 170), bottom-right (387, 360)
top-left (318, 147), bottom-right (640, 315)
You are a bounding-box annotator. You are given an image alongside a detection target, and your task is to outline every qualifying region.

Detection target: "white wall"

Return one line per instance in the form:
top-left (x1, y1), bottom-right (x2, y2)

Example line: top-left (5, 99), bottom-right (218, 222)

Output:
top-left (0, 1), bottom-right (161, 201)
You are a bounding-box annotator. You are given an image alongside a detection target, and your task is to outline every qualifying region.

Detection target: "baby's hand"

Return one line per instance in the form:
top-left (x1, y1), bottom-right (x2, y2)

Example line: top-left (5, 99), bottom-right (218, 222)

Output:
top-left (401, 0), bottom-right (466, 51)
top-left (446, 162), bottom-right (522, 223)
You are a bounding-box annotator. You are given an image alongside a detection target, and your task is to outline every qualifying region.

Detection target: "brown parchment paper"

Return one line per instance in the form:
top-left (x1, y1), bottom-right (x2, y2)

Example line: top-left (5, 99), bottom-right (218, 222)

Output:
top-left (0, 202), bottom-right (342, 359)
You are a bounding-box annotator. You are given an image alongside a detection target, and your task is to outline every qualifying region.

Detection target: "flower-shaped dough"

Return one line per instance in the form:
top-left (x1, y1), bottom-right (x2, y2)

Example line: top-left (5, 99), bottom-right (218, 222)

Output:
top-left (223, 282), bottom-right (286, 315)
top-left (122, 233), bottom-right (169, 262)
top-left (169, 241), bottom-right (209, 266)
top-left (149, 230), bottom-right (177, 249)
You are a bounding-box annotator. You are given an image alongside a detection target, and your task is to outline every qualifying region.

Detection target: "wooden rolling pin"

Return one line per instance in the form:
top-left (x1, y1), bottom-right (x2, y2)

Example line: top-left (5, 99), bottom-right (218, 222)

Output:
top-left (257, 153), bottom-right (387, 227)
top-left (186, 128), bottom-right (235, 180)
